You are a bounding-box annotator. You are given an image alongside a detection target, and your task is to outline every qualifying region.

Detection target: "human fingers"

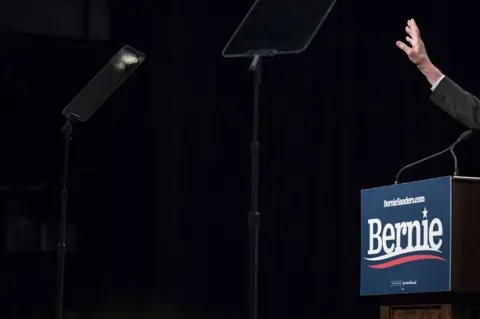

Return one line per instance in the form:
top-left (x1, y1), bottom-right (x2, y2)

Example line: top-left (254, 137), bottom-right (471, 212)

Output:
top-left (396, 41), bottom-right (411, 54)
top-left (408, 19), bottom-right (421, 37)
top-left (405, 26), bottom-right (419, 42)
top-left (406, 26), bottom-right (414, 38)
top-left (406, 36), bottom-right (413, 45)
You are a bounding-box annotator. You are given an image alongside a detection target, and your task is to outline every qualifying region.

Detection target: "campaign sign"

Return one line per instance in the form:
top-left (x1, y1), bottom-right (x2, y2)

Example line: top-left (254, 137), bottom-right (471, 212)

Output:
top-left (360, 176), bottom-right (451, 295)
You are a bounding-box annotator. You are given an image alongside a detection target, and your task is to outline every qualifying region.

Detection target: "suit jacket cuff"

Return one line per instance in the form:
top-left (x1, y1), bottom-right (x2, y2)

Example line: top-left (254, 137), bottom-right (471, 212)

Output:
top-left (430, 76), bottom-right (455, 107)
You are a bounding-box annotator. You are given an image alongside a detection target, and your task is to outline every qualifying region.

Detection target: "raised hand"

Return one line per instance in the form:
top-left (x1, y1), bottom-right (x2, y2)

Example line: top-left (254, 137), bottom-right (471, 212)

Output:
top-left (396, 19), bottom-right (430, 68)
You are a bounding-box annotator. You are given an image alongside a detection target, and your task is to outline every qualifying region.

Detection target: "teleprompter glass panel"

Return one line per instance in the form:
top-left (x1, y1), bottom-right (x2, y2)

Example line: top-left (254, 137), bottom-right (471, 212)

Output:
top-left (222, 0), bottom-right (337, 57)
top-left (62, 45), bottom-right (146, 122)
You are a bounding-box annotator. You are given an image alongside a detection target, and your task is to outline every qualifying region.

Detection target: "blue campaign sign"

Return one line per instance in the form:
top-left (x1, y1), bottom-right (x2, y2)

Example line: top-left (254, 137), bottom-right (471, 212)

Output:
top-left (360, 176), bottom-right (452, 295)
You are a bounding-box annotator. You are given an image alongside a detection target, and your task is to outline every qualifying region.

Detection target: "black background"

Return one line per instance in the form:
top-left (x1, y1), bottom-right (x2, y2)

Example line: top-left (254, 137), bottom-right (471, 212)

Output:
top-left (1, 0), bottom-right (480, 318)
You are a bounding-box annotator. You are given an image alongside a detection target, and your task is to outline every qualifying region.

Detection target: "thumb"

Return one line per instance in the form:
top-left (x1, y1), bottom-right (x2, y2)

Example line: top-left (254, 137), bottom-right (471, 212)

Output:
top-left (396, 41), bottom-right (411, 54)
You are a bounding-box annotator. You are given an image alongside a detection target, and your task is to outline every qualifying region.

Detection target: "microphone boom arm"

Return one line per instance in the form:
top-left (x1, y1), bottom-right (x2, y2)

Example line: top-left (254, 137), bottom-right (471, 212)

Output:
top-left (394, 146), bottom-right (451, 184)
top-left (394, 130), bottom-right (473, 184)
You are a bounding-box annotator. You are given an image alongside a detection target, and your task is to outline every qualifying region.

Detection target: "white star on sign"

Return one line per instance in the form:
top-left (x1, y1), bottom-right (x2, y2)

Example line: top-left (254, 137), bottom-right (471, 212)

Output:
top-left (422, 208), bottom-right (428, 219)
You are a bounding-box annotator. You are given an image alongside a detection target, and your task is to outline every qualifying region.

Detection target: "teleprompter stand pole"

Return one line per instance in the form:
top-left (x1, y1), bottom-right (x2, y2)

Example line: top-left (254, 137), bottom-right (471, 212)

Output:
top-left (248, 53), bottom-right (262, 319)
top-left (220, 0), bottom-right (337, 312)
top-left (55, 115), bottom-right (78, 319)
top-left (53, 45), bottom-right (145, 319)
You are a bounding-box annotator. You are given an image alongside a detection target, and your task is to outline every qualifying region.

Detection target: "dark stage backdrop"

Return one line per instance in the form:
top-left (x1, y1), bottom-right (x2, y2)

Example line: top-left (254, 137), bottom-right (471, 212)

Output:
top-left (1, 0), bottom-right (480, 318)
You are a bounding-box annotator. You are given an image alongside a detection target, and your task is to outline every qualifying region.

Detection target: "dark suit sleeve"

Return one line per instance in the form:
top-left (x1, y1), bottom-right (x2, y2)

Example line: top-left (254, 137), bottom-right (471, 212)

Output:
top-left (430, 76), bottom-right (480, 129)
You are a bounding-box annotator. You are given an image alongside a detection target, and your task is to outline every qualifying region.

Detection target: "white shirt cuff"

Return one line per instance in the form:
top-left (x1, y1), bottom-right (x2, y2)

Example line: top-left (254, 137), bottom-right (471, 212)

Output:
top-left (431, 74), bottom-right (446, 91)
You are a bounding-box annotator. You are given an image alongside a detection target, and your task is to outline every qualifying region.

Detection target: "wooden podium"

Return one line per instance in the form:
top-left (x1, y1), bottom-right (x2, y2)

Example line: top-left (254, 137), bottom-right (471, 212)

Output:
top-left (360, 176), bottom-right (480, 319)
top-left (380, 304), bottom-right (451, 318)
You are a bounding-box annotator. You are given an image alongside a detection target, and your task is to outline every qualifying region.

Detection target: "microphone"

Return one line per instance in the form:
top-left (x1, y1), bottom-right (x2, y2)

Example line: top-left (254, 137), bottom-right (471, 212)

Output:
top-left (395, 130), bottom-right (473, 184)
top-left (451, 130), bottom-right (473, 176)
